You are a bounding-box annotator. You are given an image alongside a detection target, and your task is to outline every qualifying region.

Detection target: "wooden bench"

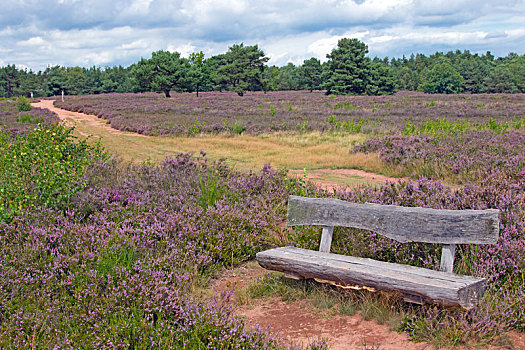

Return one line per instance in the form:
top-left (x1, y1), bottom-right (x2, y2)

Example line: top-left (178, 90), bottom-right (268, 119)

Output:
top-left (256, 195), bottom-right (500, 309)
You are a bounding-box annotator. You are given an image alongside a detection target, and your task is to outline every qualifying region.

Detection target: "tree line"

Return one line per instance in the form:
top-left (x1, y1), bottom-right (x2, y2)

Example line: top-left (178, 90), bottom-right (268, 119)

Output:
top-left (1, 38), bottom-right (524, 98)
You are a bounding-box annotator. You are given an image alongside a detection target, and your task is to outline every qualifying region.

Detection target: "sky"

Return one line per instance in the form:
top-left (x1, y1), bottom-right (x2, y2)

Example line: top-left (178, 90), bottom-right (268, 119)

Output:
top-left (1, 0), bottom-right (525, 71)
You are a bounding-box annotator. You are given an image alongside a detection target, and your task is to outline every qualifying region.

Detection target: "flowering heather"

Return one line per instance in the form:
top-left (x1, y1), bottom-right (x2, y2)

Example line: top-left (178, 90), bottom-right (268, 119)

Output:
top-left (3, 97), bottom-right (525, 346)
top-left (54, 91), bottom-right (525, 136)
top-left (354, 130), bottom-right (525, 185)
top-left (1, 123), bottom-right (327, 348)
top-left (0, 100), bottom-right (58, 135)
top-left (305, 129), bottom-right (525, 342)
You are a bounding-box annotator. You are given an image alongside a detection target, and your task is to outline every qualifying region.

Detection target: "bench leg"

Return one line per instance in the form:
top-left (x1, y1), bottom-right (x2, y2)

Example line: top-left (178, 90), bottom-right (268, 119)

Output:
top-left (319, 226), bottom-right (334, 253)
top-left (440, 244), bottom-right (456, 273)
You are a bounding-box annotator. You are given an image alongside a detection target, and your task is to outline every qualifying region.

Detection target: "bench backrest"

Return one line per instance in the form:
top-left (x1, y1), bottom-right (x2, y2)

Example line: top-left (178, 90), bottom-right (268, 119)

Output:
top-left (287, 195), bottom-right (500, 273)
top-left (287, 196), bottom-right (499, 244)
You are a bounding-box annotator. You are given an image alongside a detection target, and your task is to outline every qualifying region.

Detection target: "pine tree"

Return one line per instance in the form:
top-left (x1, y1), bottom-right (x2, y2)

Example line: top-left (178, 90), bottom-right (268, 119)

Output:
top-left (215, 43), bottom-right (268, 96)
top-left (131, 50), bottom-right (189, 97)
top-left (300, 58), bottom-right (323, 92)
top-left (324, 38), bottom-right (371, 95)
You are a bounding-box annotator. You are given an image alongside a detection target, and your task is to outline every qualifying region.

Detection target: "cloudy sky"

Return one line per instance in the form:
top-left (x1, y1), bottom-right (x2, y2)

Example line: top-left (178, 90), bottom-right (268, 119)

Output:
top-left (1, 0), bottom-right (525, 71)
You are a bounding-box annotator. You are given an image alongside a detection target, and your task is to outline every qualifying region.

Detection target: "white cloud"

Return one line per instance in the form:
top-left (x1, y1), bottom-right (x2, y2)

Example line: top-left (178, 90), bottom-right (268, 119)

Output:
top-left (307, 36), bottom-right (343, 60)
top-left (18, 36), bottom-right (46, 46)
top-left (369, 35), bottom-right (397, 44)
top-left (506, 28), bottom-right (525, 38)
top-left (120, 39), bottom-right (150, 50)
top-left (400, 30), bottom-right (486, 45)
top-left (170, 43), bottom-right (196, 57)
top-left (81, 52), bottom-right (118, 66)
top-left (303, 30), bottom-right (371, 61)
top-left (0, 0), bottom-right (524, 70)
top-left (123, 0), bottom-right (154, 15)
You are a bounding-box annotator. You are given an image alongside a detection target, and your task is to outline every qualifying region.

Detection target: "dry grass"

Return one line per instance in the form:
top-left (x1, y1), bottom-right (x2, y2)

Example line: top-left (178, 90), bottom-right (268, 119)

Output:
top-left (66, 113), bottom-right (385, 174)
top-left (315, 173), bottom-right (385, 187)
top-left (238, 272), bottom-right (408, 329)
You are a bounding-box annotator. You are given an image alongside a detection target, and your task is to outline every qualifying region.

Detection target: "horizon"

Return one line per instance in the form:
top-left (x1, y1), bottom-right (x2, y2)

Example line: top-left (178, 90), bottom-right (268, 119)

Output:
top-left (4, 46), bottom-right (520, 73)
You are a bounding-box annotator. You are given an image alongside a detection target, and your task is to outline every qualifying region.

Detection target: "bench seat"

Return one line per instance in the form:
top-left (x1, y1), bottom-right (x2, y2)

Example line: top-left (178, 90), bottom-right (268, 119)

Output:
top-left (257, 246), bottom-right (486, 309)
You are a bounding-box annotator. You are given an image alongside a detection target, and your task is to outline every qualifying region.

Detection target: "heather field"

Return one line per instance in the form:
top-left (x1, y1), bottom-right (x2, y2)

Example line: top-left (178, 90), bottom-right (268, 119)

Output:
top-left (55, 91), bottom-right (525, 136)
top-left (0, 99), bottom-right (58, 135)
top-left (0, 121), bottom-right (328, 348)
top-left (1, 92), bottom-right (525, 348)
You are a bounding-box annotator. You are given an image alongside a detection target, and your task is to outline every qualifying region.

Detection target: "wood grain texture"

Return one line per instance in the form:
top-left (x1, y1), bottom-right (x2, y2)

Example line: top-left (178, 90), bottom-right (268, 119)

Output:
top-left (287, 195), bottom-right (500, 244)
top-left (319, 226), bottom-right (334, 253)
top-left (256, 246), bottom-right (486, 309)
top-left (440, 244), bottom-right (456, 273)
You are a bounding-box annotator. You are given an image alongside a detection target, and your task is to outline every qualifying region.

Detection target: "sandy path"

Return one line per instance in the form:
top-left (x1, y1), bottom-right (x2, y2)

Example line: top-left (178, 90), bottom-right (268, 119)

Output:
top-left (211, 263), bottom-right (525, 350)
top-left (289, 168), bottom-right (406, 192)
top-left (210, 263), bottom-right (433, 350)
top-left (32, 99), bottom-right (147, 138)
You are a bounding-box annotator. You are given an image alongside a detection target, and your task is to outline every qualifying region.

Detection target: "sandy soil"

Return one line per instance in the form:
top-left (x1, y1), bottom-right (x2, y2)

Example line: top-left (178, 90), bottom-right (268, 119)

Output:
top-left (210, 263), bottom-right (525, 350)
top-left (32, 99), bottom-right (147, 138)
top-left (288, 168), bottom-right (406, 192)
top-left (209, 263), bottom-right (435, 350)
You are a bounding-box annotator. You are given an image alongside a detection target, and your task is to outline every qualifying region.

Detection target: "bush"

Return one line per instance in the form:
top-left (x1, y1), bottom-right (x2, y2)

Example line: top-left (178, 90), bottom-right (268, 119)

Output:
top-left (0, 124), bottom-right (106, 221)
top-left (16, 96), bottom-right (32, 112)
top-left (232, 120), bottom-right (245, 134)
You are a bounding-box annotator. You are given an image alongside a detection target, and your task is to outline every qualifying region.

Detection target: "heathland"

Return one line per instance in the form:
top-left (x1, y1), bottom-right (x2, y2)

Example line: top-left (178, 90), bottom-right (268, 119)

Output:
top-left (1, 91), bottom-right (524, 349)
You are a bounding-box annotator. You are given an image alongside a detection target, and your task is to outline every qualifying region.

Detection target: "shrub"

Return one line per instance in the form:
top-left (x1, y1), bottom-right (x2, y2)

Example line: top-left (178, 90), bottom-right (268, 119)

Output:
top-left (402, 118), bottom-right (471, 137)
top-left (296, 121), bottom-right (309, 133)
top-left (327, 114), bottom-right (367, 133)
top-left (16, 96), bottom-right (32, 112)
top-left (334, 100), bottom-right (359, 110)
top-left (0, 124), bottom-right (106, 221)
top-left (232, 120), bottom-right (245, 135)
top-left (188, 117), bottom-right (205, 135)
top-left (269, 104), bottom-right (276, 116)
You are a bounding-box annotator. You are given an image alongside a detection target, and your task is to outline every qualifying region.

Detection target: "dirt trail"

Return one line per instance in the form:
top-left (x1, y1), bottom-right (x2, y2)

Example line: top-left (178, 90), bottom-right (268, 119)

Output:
top-left (210, 263), bottom-right (432, 350)
top-left (289, 168), bottom-right (405, 193)
top-left (32, 99), bottom-right (147, 138)
top-left (210, 263), bottom-right (524, 350)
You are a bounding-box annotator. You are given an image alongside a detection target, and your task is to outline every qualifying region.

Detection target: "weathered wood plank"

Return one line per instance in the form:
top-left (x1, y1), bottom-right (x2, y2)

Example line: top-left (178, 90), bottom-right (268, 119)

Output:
top-left (287, 195), bottom-right (500, 244)
top-left (440, 244), bottom-right (456, 273)
top-left (319, 226), bottom-right (334, 253)
top-left (256, 246), bottom-right (486, 309)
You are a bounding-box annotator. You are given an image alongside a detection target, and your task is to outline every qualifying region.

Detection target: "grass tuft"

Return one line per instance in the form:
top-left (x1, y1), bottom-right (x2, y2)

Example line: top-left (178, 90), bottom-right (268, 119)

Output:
top-left (238, 273), bottom-right (407, 328)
